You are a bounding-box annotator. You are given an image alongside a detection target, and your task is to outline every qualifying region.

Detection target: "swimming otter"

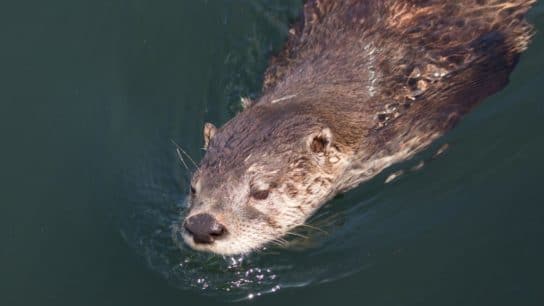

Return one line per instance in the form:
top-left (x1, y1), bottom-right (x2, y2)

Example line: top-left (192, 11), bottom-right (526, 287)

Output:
top-left (182, 0), bottom-right (535, 255)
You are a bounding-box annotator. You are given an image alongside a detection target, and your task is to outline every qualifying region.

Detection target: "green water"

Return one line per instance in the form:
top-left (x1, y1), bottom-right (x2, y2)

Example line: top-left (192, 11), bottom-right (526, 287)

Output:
top-left (2, 1), bottom-right (544, 305)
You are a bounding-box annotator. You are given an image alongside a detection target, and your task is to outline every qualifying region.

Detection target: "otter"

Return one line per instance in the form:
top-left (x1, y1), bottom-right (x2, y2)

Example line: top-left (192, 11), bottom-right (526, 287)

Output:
top-left (181, 0), bottom-right (535, 255)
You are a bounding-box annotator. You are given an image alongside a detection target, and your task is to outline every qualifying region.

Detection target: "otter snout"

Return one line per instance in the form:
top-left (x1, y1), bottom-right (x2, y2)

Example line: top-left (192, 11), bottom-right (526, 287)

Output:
top-left (183, 213), bottom-right (226, 244)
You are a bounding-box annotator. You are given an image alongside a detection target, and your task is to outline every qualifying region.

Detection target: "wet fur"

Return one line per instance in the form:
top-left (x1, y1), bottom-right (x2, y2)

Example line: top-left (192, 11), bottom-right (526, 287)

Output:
top-left (183, 0), bottom-right (535, 255)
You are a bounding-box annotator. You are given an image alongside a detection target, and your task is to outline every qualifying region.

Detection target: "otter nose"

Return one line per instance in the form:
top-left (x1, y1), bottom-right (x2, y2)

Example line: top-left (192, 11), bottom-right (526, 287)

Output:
top-left (184, 213), bottom-right (226, 244)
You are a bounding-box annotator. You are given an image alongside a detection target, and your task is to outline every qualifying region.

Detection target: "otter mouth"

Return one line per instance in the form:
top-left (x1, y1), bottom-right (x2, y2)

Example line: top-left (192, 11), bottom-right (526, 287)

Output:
top-left (180, 230), bottom-right (253, 256)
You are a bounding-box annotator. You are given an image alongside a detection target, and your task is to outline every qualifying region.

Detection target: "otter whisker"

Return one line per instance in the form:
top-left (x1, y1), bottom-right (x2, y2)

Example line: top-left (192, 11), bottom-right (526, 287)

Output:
top-left (284, 231), bottom-right (309, 239)
top-left (270, 237), bottom-right (289, 248)
top-left (298, 223), bottom-right (329, 235)
top-left (269, 241), bottom-right (284, 248)
top-left (170, 139), bottom-right (199, 170)
top-left (173, 143), bottom-right (189, 171)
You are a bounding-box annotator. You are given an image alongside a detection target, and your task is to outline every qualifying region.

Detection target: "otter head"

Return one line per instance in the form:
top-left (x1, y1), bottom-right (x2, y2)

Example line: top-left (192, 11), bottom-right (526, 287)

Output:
top-left (182, 103), bottom-right (351, 255)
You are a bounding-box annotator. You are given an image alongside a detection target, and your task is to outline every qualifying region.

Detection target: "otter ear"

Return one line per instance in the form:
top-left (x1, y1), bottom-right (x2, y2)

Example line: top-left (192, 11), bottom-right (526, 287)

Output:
top-left (203, 122), bottom-right (217, 150)
top-left (308, 127), bottom-right (333, 154)
top-left (240, 97), bottom-right (254, 110)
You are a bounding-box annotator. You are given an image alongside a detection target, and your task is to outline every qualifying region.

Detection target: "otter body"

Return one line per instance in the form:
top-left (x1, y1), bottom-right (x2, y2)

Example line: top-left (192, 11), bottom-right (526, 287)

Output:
top-left (182, 0), bottom-right (535, 255)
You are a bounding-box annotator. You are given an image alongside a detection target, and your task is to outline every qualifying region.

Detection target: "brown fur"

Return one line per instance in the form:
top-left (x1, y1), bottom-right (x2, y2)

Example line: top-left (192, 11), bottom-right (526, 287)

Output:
top-left (184, 0), bottom-right (535, 255)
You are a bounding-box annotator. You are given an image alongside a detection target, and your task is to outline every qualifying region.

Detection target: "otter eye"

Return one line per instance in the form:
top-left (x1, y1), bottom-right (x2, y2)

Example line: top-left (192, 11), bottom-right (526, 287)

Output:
top-left (190, 186), bottom-right (196, 195)
top-left (251, 189), bottom-right (270, 200)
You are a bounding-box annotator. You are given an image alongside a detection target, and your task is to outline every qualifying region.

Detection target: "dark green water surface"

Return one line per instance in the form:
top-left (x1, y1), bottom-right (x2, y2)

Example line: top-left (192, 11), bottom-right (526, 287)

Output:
top-left (2, 1), bottom-right (544, 305)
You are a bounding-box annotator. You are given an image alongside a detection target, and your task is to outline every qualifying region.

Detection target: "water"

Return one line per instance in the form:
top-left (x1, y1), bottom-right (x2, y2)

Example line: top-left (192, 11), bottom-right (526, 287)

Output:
top-left (1, 1), bottom-right (543, 305)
